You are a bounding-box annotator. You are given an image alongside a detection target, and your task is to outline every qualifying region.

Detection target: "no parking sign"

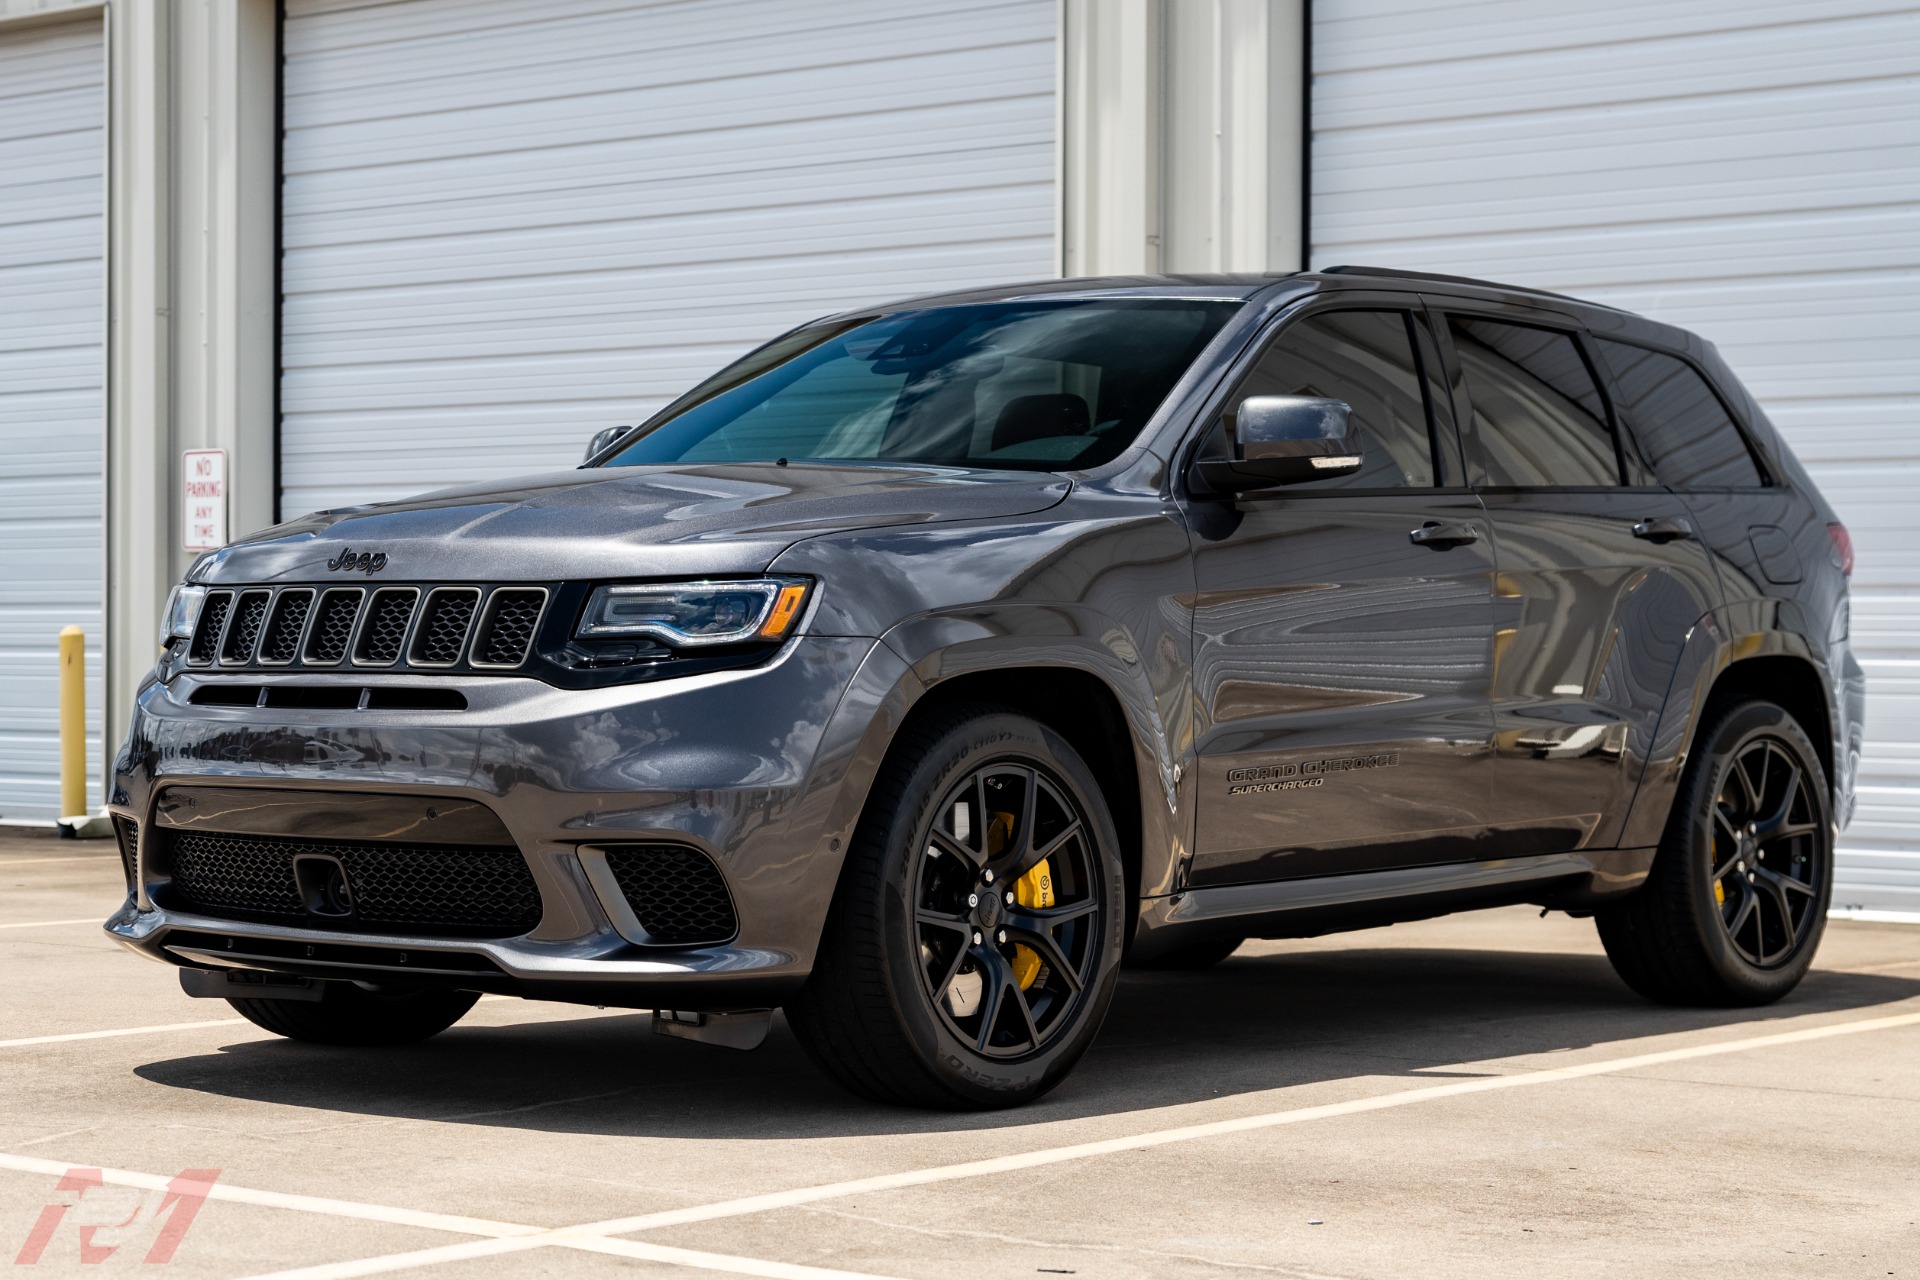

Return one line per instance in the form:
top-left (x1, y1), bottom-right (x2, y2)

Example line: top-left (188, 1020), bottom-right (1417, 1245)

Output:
top-left (182, 448), bottom-right (227, 550)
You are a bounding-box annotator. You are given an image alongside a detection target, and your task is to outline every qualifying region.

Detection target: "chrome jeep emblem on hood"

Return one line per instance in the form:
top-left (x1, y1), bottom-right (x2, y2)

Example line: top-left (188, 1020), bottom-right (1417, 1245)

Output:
top-left (325, 548), bottom-right (388, 574)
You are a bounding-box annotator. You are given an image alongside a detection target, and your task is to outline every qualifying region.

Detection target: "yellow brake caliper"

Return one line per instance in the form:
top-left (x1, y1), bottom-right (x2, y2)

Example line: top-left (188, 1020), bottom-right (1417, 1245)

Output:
top-left (985, 810), bottom-right (1054, 991)
top-left (1010, 858), bottom-right (1054, 990)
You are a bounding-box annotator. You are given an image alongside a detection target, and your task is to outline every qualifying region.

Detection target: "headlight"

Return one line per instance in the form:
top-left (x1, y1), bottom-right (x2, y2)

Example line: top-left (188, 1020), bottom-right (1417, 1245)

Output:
top-left (161, 583), bottom-right (208, 646)
top-left (576, 579), bottom-right (810, 647)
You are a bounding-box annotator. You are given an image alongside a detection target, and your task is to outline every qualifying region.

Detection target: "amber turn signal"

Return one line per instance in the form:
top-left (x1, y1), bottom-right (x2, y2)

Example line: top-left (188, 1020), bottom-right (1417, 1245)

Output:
top-left (758, 583), bottom-right (809, 639)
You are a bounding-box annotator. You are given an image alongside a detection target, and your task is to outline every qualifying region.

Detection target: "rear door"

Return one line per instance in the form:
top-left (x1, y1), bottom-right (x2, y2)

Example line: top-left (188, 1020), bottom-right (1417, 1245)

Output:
top-left (1431, 301), bottom-right (1721, 855)
top-left (1185, 296), bottom-right (1497, 885)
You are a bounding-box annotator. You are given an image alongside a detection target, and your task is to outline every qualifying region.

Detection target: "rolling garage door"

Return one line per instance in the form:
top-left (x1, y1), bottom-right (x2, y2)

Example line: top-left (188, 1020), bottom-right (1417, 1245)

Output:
top-left (1310, 1), bottom-right (1920, 911)
top-left (280, 0), bottom-right (1058, 516)
top-left (0, 16), bottom-right (103, 823)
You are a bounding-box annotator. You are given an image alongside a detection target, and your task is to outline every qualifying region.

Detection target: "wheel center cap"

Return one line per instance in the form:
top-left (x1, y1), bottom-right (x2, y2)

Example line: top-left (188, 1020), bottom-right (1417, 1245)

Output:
top-left (974, 892), bottom-right (1002, 930)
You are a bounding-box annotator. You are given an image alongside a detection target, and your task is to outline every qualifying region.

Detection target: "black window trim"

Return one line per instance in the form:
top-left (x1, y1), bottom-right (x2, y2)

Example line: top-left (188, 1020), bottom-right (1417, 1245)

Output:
top-left (1591, 336), bottom-right (1777, 491)
top-left (1177, 292), bottom-right (1474, 501)
top-left (1426, 301), bottom-right (1638, 494)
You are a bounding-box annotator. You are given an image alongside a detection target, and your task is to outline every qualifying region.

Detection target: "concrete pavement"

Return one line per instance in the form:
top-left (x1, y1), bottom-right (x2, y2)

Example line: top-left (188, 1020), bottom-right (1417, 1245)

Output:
top-left (3, 825), bottom-right (1917, 1278)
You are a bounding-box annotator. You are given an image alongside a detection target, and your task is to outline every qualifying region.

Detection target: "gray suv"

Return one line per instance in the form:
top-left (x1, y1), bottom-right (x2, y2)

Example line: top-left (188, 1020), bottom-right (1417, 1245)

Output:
top-left (106, 268), bottom-right (1863, 1108)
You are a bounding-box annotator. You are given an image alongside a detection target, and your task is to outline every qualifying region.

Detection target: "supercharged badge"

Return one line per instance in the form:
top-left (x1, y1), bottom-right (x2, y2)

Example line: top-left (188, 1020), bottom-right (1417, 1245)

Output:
top-left (1227, 753), bottom-right (1399, 795)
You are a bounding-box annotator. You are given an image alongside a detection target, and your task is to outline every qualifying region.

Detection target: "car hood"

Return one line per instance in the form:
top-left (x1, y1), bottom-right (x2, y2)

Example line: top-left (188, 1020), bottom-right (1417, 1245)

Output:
top-left (195, 463), bottom-right (1072, 585)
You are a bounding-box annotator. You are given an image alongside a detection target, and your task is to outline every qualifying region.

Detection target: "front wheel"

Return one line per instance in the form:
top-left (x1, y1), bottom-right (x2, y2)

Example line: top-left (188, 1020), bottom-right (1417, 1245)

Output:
top-left (1597, 698), bottom-right (1833, 1006)
top-left (788, 706), bottom-right (1126, 1108)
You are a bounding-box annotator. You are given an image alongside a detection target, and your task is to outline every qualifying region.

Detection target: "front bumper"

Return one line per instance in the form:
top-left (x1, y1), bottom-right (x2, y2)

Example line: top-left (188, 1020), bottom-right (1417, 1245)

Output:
top-left (106, 635), bottom-right (896, 1009)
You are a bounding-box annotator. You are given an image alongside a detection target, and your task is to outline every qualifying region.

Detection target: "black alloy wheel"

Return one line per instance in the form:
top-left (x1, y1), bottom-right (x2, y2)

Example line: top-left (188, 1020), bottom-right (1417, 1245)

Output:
top-left (1597, 698), bottom-right (1833, 1006)
top-left (912, 762), bottom-right (1103, 1058)
top-left (1707, 736), bottom-right (1824, 967)
top-left (788, 705), bottom-right (1126, 1108)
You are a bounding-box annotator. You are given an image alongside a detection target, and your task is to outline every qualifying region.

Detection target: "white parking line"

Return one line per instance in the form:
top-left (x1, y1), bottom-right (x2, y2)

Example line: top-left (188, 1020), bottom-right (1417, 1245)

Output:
top-left (0, 1152), bottom-right (540, 1239)
top-left (0, 1019), bottom-right (248, 1050)
top-left (252, 1236), bottom-right (911, 1280)
top-left (0, 917), bottom-right (103, 930)
top-left (43, 1002), bottom-right (1915, 1280)
top-left (0, 855), bottom-right (119, 866)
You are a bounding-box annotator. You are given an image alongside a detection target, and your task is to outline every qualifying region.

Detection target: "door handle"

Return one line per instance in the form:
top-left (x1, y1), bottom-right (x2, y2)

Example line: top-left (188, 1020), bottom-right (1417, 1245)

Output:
top-left (1408, 521), bottom-right (1481, 549)
top-left (1631, 516), bottom-right (1694, 543)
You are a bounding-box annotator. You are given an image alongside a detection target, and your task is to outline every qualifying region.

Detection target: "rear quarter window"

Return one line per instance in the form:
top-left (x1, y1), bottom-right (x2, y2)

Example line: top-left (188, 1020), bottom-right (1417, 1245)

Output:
top-left (1596, 340), bottom-right (1766, 488)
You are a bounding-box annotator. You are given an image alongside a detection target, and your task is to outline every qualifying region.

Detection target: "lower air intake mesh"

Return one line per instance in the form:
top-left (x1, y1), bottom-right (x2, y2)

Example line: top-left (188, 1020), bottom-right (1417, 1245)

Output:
top-left (602, 844), bottom-right (738, 945)
top-left (164, 831), bottom-right (542, 937)
top-left (114, 818), bottom-right (139, 894)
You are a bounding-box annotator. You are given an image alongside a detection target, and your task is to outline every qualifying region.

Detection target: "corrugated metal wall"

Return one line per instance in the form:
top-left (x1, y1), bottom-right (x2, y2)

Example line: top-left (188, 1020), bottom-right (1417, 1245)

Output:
top-left (0, 16), bottom-right (103, 823)
top-left (279, 0), bottom-right (1059, 516)
top-left (1310, 0), bottom-right (1920, 910)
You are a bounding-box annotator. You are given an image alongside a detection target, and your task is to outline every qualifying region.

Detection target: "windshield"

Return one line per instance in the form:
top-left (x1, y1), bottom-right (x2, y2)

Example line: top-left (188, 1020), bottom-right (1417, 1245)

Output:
top-left (601, 299), bottom-right (1242, 472)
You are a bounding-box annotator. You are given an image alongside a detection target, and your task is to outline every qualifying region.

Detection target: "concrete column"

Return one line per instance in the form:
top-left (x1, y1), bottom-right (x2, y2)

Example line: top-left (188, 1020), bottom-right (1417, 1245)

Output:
top-left (104, 0), bottom-right (277, 783)
top-left (1062, 0), bottom-right (1304, 276)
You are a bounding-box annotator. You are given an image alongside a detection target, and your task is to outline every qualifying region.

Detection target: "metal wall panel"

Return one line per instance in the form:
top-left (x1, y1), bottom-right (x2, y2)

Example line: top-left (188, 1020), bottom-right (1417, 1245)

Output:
top-left (280, 0), bottom-right (1058, 515)
top-left (0, 15), bottom-right (103, 823)
top-left (1312, 0), bottom-right (1920, 910)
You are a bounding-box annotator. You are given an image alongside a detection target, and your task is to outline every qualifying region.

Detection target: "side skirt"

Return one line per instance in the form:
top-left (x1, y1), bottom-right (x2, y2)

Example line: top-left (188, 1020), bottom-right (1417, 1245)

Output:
top-left (1131, 847), bottom-right (1655, 959)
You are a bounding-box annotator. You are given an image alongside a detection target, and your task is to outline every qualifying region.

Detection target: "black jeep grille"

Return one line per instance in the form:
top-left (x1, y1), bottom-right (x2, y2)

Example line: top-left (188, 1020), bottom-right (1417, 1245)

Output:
top-left (221, 591), bottom-right (271, 663)
top-left (189, 593), bottom-right (231, 664)
top-left (187, 583), bottom-right (547, 674)
top-left (305, 589), bottom-right (361, 663)
top-left (164, 831), bottom-right (543, 937)
top-left (353, 588), bottom-right (418, 665)
top-left (603, 844), bottom-right (737, 946)
top-left (409, 588), bottom-right (480, 666)
top-left (259, 590), bottom-right (313, 662)
top-left (473, 589), bottom-right (546, 667)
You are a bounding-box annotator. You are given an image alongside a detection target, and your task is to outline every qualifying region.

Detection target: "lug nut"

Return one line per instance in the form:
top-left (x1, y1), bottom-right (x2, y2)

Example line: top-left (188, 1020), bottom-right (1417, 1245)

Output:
top-left (967, 893), bottom-right (979, 908)
top-left (1005, 891), bottom-right (1015, 906)
top-left (996, 930), bottom-right (1007, 944)
top-left (983, 869), bottom-right (995, 884)
top-left (972, 931), bottom-right (982, 945)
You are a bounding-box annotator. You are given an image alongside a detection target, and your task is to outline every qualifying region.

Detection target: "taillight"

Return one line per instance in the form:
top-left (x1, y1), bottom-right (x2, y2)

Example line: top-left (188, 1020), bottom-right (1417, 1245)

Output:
top-left (1827, 522), bottom-right (1854, 577)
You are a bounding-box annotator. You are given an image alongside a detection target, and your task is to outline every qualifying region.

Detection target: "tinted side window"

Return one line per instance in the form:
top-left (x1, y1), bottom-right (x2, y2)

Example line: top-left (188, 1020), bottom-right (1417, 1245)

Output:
top-left (1596, 340), bottom-right (1765, 488)
top-left (1449, 316), bottom-right (1617, 487)
top-left (1232, 310), bottom-right (1436, 488)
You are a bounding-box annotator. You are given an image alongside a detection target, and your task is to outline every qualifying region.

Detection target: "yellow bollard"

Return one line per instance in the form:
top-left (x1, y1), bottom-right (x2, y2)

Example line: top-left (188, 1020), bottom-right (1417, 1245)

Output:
top-left (58, 625), bottom-right (85, 818)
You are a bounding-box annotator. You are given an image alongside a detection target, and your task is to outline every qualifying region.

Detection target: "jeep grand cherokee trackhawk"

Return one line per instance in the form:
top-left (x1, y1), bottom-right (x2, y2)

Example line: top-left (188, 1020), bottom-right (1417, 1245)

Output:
top-left (105, 268), bottom-right (1863, 1108)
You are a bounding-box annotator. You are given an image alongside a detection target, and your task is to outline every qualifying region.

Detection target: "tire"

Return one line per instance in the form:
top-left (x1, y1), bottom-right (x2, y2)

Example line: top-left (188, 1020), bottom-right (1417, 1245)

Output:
top-left (228, 982), bottom-right (479, 1046)
top-left (1597, 698), bottom-right (1833, 1006)
top-left (1129, 934), bottom-right (1244, 970)
top-left (787, 705), bottom-right (1127, 1109)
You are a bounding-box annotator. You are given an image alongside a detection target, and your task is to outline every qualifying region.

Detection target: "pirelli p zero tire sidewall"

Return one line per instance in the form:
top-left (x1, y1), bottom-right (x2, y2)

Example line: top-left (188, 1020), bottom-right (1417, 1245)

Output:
top-left (1598, 698), bottom-right (1834, 1007)
top-left (1684, 703), bottom-right (1834, 998)
top-left (894, 716), bottom-right (1124, 1105)
top-left (790, 706), bottom-right (1127, 1109)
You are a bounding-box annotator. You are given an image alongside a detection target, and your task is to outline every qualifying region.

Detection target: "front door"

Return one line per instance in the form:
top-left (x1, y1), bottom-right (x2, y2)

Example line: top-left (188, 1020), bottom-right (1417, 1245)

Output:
top-left (1185, 301), bottom-right (1497, 886)
top-left (1432, 305), bottom-right (1723, 855)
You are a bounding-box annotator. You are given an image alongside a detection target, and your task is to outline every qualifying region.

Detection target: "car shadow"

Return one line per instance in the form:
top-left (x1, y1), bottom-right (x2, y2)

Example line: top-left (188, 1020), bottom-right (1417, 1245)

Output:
top-left (132, 944), bottom-right (1920, 1139)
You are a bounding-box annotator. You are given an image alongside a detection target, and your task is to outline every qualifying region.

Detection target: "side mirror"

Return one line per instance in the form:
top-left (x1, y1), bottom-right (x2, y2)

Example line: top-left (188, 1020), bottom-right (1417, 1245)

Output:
top-left (585, 425), bottom-right (635, 462)
top-left (1193, 396), bottom-right (1362, 493)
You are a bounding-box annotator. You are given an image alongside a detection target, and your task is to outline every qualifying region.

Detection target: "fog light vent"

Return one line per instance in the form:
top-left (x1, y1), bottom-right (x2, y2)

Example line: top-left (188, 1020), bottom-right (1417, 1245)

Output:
top-left (602, 844), bottom-right (737, 946)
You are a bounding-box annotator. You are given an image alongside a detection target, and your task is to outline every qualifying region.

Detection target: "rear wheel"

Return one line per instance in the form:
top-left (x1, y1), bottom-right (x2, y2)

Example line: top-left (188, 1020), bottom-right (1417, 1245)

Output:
top-left (228, 982), bottom-right (479, 1046)
top-left (1597, 699), bottom-right (1832, 1006)
top-left (788, 706), bottom-right (1126, 1108)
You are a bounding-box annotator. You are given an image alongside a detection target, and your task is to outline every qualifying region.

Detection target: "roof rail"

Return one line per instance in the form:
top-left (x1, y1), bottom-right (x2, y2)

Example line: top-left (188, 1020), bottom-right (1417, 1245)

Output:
top-left (1318, 263), bottom-right (1613, 310)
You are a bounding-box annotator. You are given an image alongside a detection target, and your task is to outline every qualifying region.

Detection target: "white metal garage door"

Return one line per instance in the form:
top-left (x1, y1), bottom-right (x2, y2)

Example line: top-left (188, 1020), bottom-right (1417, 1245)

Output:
top-left (0, 16), bottom-right (103, 824)
top-left (280, 0), bottom-right (1058, 516)
top-left (1310, 0), bottom-right (1920, 912)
